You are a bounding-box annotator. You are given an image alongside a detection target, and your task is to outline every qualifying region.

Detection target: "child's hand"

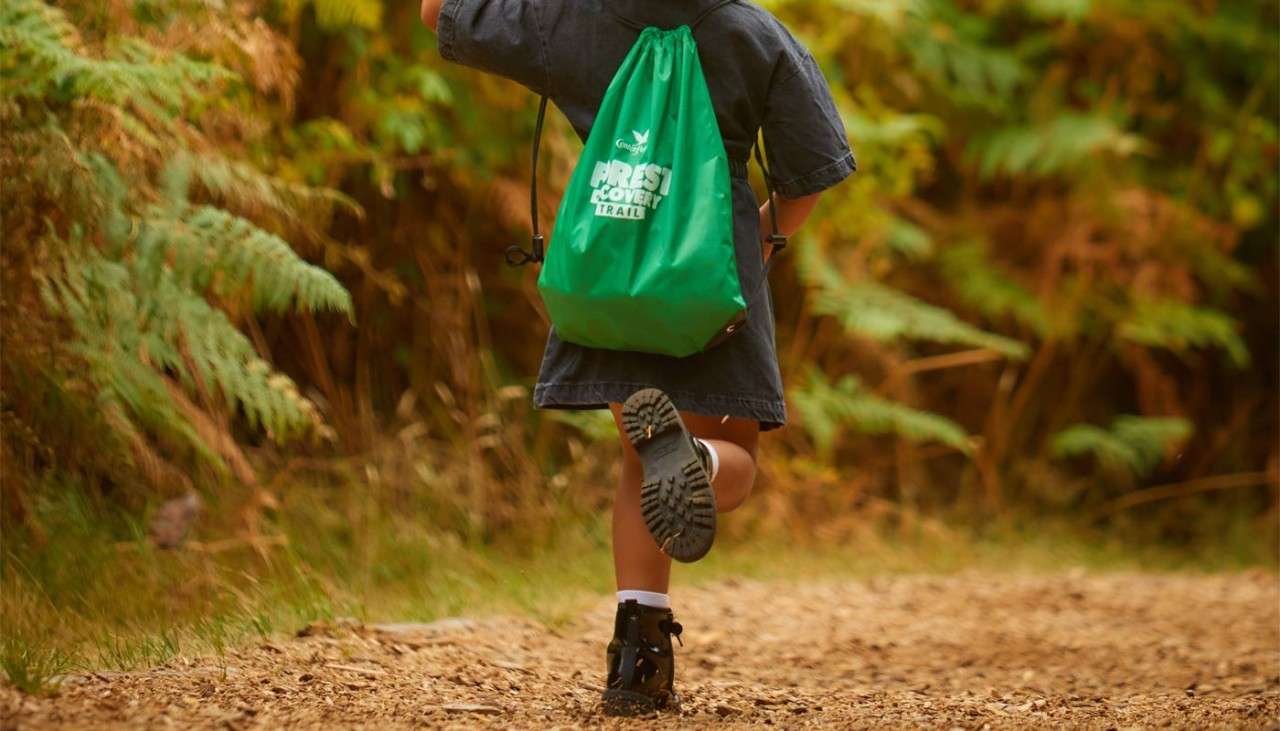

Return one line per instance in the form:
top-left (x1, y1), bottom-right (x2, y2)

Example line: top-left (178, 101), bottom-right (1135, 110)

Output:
top-left (760, 191), bottom-right (821, 260)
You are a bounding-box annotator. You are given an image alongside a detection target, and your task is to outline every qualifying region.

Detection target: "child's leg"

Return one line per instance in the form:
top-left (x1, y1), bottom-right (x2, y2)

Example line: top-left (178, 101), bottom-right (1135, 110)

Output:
top-left (680, 411), bottom-right (759, 512)
top-left (608, 404), bottom-right (760, 591)
top-left (610, 422), bottom-right (672, 592)
top-left (602, 401), bottom-right (761, 716)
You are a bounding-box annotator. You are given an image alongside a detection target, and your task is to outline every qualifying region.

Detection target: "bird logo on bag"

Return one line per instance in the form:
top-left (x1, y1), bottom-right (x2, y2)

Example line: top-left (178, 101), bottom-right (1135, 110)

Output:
top-left (616, 129), bottom-right (650, 155)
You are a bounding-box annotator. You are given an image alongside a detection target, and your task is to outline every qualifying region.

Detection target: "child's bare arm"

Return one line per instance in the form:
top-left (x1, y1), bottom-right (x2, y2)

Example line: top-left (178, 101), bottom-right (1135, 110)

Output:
top-left (421, 0), bottom-right (444, 30)
top-left (759, 192), bottom-right (821, 260)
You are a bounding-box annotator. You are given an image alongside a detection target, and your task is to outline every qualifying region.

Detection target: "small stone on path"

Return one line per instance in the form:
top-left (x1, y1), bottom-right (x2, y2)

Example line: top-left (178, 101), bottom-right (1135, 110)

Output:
top-left (440, 702), bottom-right (503, 715)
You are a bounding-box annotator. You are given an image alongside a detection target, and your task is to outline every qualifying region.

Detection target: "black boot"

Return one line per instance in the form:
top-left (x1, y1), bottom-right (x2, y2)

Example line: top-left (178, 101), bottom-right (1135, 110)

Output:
top-left (601, 599), bottom-right (683, 716)
top-left (620, 388), bottom-right (717, 562)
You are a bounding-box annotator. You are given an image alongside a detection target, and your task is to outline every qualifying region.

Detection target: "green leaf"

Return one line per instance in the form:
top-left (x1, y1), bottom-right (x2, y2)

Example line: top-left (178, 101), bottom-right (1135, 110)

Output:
top-left (1051, 416), bottom-right (1192, 478)
top-left (792, 370), bottom-right (973, 455)
top-left (800, 243), bottom-right (1030, 358)
top-left (969, 114), bottom-right (1147, 179)
top-left (1118, 298), bottom-right (1249, 367)
top-left (937, 241), bottom-right (1048, 335)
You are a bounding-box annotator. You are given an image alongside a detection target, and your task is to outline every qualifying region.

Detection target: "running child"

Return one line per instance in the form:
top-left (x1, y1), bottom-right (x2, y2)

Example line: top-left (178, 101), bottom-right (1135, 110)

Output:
top-left (421, 0), bottom-right (854, 715)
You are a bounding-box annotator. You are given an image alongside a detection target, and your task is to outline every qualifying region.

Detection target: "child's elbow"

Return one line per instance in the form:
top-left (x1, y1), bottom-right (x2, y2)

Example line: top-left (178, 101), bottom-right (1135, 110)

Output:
top-left (420, 0), bottom-right (443, 30)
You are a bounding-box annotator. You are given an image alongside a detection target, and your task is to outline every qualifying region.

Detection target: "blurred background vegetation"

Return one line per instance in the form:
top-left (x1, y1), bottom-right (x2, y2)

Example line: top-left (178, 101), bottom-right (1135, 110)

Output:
top-left (1, 0), bottom-right (1277, 689)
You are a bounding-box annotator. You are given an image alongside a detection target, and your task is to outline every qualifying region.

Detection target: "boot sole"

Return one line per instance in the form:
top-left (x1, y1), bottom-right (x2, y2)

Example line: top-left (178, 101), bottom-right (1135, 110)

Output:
top-left (601, 689), bottom-right (659, 717)
top-left (620, 388), bottom-right (716, 563)
top-left (601, 688), bottom-right (679, 717)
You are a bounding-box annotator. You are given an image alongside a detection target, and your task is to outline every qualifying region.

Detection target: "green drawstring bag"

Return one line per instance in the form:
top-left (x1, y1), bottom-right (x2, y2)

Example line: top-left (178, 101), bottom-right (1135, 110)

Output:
top-left (513, 4), bottom-right (755, 358)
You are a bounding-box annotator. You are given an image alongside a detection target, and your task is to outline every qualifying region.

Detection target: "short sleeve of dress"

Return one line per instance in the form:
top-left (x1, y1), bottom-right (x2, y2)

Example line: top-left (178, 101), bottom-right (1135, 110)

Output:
top-left (436, 0), bottom-right (557, 95)
top-left (761, 52), bottom-right (856, 199)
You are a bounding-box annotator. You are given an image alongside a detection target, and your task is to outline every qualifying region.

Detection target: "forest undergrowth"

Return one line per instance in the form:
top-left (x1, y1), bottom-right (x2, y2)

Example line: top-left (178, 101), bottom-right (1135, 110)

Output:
top-left (2, 0), bottom-right (1278, 701)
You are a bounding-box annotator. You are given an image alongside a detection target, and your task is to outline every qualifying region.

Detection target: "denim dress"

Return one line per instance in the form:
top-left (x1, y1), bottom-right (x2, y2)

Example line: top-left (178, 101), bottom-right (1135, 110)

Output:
top-left (438, 0), bottom-right (855, 430)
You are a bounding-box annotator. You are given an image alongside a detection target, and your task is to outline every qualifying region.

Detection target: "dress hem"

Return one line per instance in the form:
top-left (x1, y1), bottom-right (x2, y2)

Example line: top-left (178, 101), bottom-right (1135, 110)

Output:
top-left (533, 382), bottom-right (786, 431)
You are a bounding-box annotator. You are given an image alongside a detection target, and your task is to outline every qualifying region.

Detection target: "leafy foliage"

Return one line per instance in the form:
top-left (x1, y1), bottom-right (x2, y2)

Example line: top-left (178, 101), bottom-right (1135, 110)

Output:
top-left (283, 0), bottom-right (384, 30)
top-left (1, 0), bottom-right (352, 488)
top-left (969, 114), bottom-right (1147, 179)
top-left (1119, 298), bottom-right (1249, 368)
top-left (792, 371), bottom-right (972, 456)
top-left (768, 0), bottom-right (1274, 511)
top-left (799, 241), bottom-right (1030, 358)
top-left (936, 241), bottom-right (1048, 335)
top-left (2, 0), bottom-right (1275, 538)
top-left (1052, 416), bottom-right (1193, 479)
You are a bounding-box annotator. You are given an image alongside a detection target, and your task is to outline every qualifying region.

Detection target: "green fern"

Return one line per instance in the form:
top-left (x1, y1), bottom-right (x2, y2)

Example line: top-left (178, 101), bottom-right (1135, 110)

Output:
top-left (6, 1), bottom-right (353, 483)
top-left (883, 218), bottom-right (935, 261)
top-left (1051, 415), bottom-right (1192, 478)
top-left (799, 242), bottom-right (1030, 358)
top-left (937, 241), bottom-right (1049, 335)
top-left (792, 370), bottom-right (973, 456)
top-left (138, 199), bottom-right (352, 315)
top-left (166, 153), bottom-right (360, 235)
top-left (969, 114), bottom-right (1147, 179)
top-left (281, 0), bottom-right (383, 29)
top-left (1118, 297), bottom-right (1249, 367)
top-left (900, 0), bottom-right (1028, 109)
top-left (840, 108), bottom-right (943, 148)
top-left (0, 0), bottom-right (232, 130)
top-left (37, 245), bottom-right (218, 464)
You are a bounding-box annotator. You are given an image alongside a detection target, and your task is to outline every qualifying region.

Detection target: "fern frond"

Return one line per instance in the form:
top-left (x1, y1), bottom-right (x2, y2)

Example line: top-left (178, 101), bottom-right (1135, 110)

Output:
top-left (7, 1), bottom-right (352, 488)
top-left (969, 114), bottom-right (1147, 179)
top-left (38, 247), bottom-right (222, 467)
top-left (828, 0), bottom-right (925, 27)
top-left (42, 242), bottom-right (326, 450)
top-left (799, 243), bottom-right (1030, 358)
top-left (0, 0), bottom-right (233, 110)
top-left (166, 153), bottom-right (361, 234)
top-left (792, 370), bottom-right (973, 455)
top-left (884, 218), bottom-right (935, 261)
top-left (146, 275), bottom-right (320, 442)
top-left (1118, 297), bottom-right (1249, 367)
top-left (937, 241), bottom-right (1048, 334)
top-left (1051, 415), bottom-right (1192, 478)
top-left (137, 200), bottom-right (353, 317)
top-left (840, 108), bottom-right (944, 147)
top-left (901, 0), bottom-right (1027, 108)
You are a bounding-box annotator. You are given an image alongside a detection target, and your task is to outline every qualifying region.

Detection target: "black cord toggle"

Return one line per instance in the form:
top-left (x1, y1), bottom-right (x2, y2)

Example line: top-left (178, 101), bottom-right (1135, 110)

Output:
top-left (767, 233), bottom-right (787, 256)
top-left (505, 234), bottom-right (544, 267)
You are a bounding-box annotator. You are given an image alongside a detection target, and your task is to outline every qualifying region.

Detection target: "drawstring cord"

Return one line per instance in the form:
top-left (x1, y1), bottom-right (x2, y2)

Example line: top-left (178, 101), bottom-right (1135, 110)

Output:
top-left (505, 95), bottom-right (549, 266)
top-left (754, 132), bottom-right (787, 272)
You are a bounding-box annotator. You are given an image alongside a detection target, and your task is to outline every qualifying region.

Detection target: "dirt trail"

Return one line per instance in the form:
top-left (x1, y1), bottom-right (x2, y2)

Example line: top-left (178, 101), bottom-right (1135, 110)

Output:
top-left (4, 572), bottom-right (1278, 729)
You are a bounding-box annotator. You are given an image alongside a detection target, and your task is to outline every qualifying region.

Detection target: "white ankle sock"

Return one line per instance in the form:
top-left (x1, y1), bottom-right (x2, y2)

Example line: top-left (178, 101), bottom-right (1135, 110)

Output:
top-left (696, 438), bottom-right (720, 482)
top-left (617, 590), bottom-right (670, 609)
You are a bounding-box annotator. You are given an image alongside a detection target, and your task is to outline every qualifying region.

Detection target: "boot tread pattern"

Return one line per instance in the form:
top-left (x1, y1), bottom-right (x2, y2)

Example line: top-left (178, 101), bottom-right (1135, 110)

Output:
top-left (621, 388), bottom-right (717, 563)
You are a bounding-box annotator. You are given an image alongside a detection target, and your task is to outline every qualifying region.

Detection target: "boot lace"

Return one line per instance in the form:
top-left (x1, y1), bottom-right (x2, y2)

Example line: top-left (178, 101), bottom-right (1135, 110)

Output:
top-left (660, 618), bottom-right (684, 646)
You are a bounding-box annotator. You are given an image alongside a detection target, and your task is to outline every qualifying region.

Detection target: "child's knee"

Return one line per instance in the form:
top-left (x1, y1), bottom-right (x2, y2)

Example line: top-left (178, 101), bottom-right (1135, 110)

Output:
top-left (742, 458), bottom-right (758, 490)
top-left (733, 457), bottom-right (758, 502)
top-left (617, 437), bottom-right (642, 481)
